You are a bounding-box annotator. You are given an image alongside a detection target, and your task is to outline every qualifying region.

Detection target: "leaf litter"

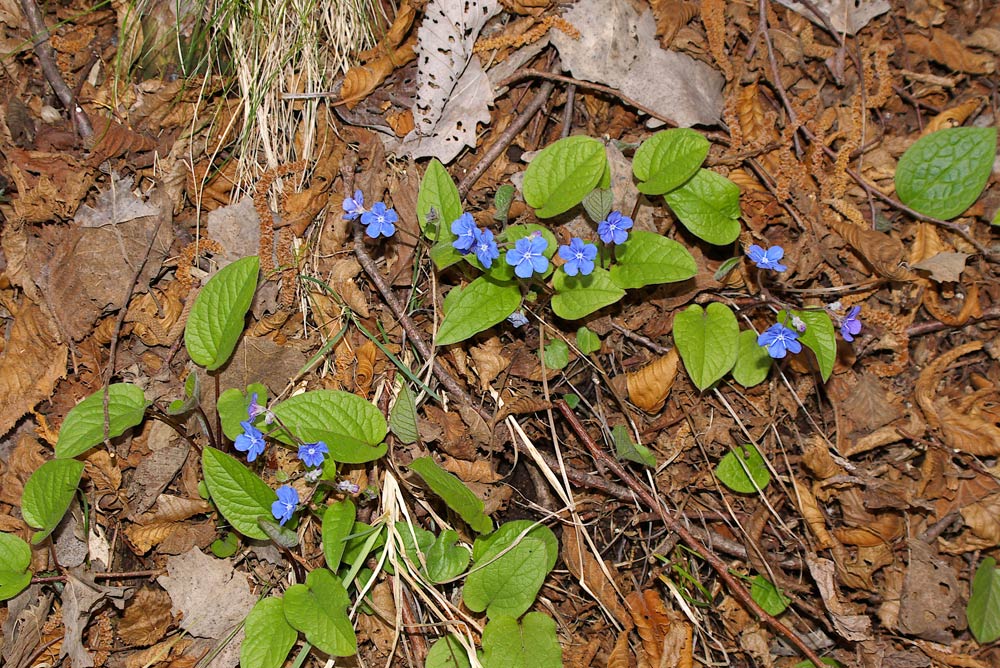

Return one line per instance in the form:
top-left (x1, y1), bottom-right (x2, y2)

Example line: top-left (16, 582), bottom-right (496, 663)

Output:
top-left (2, 0), bottom-right (1000, 666)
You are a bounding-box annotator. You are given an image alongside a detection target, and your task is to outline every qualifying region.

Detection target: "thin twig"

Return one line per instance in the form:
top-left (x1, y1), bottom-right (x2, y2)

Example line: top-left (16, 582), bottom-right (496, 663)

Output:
top-left (32, 568), bottom-right (165, 584)
top-left (494, 69), bottom-right (678, 128)
top-left (18, 0), bottom-right (93, 139)
top-left (554, 399), bottom-right (828, 668)
top-left (458, 78), bottom-right (556, 198)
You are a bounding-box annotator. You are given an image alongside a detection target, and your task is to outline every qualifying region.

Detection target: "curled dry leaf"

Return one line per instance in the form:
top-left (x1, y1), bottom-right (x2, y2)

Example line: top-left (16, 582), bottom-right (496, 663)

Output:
top-left (825, 214), bottom-right (913, 280)
top-left (916, 340), bottom-right (1000, 456)
top-left (355, 339), bottom-right (378, 396)
top-left (607, 631), bottom-right (632, 668)
top-left (621, 348), bottom-right (680, 413)
top-left (470, 337), bottom-right (509, 390)
top-left (625, 589), bottom-right (671, 667)
top-left (341, 36), bottom-right (417, 110)
top-left (923, 98), bottom-right (983, 135)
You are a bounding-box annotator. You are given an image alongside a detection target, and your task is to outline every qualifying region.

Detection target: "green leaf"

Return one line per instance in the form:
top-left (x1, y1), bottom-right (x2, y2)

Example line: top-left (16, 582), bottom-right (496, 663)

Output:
top-left (751, 575), bottom-right (789, 616)
top-left (202, 447), bottom-right (276, 540)
top-left (732, 329), bottom-right (772, 387)
top-left (663, 168), bottom-right (742, 245)
top-left (271, 390), bottom-right (388, 464)
top-left (581, 188), bottom-right (614, 223)
top-left (210, 532), bottom-right (239, 558)
top-left (409, 458), bottom-right (493, 534)
top-left (673, 303), bottom-right (739, 390)
top-left (522, 136), bottom-right (608, 217)
top-left (55, 384), bottom-right (148, 459)
top-left (396, 521), bottom-right (435, 569)
top-left (0, 533), bottom-right (33, 601)
top-left (22, 459), bottom-right (85, 544)
top-left (610, 231), bottom-right (698, 289)
top-left (389, 381), bottom-right (420, 445)
top-left (430, 238), bottom-right (464, 270)
top-left (217, 384), bottom-right (267, 441)
top-left (715, 444), bottom-right (771, 494)
top-left (551, 267), bottom-right (625, 320)
top-left (426, 635), bottom-right (472, 668)
top-left (633, 128), bottom-right (710, 195)
top-left (185, 256), bottom-right (260, 371)
top-left (494, 184), bottom-right (516, 224)
top-left (464, 521), bottom-right (558, 619)
top-left (436, 277), bottom-right (522, 346)
top-left (611, 425), bottom-right (655, 467)
top-left (322, 500), bottom-right (356, 572)
top-left (576, 326), bottom-right (601, 354)
top-left (778, 309), bottom-right (836, 382)
top-left (425, 530), bottom-right (470, 583)
top-left (258, 516), bottom-right (299, 548)
top-left (895, 127), bottom-right (997, 220)
top-left (418, 158), bottom-right (463, 240)
top-left (713, 256), bottom-right (742, 282)
top-left (240, 597), bottom-right (297, 668)
top-left (542, 339), bottom-right (570, 370)
top-left (792, 659), bottom-right (841, 668)
top-left (341, 521), bottom-right (387, 572)
top-left (283, 568), bottom-right (357, 657)
top-left (968, 556), bottom-right (1000, 643)
top-left (167, 372), bottom-right (201, 415)
top-left (479, 613), bottom-right (563, 668)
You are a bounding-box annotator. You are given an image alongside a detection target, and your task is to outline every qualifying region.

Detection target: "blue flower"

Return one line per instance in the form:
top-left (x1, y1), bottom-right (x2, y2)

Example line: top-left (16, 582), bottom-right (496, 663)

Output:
top-left (597, 211), bottom-right (633, 245)
top-left (342, 190), bottom-right (364, 220)
top-left (473, 229), bottom-right (500, 268)
top-left (507, 311), bottom-right (529, 328)
top-left (361, 201), bottom-right (397, 238)
top-left (297, 441), bottom-right (329, 468)
top-left (247, 392), bottom-right (266, 420)
top-left (558, 237), bottom-right (598, 276)
top-left (757, 323), bottom-right (802, 359)
top-left (746, 244), bottom-right (787, 272)
top-left (234, 420), bottom-right (266, 462)
top-left (840, 306), bottom-right (862, 342)
top-left (451, 213), bottom-right (477, 253)
top-left (271, 485), bottom-right (298, 525)
top-left (336, 479), bottom-right (361, 495)
top-left (505, 235), bottom-right (549, 278)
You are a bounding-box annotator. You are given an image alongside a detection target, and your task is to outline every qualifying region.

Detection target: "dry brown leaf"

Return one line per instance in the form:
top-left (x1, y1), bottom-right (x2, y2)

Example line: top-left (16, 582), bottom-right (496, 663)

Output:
top-left (469, 337), bottom-right (509, 390)
top-left (622, 348), bottom-right (679, 413)
top-left (625, 589), bottom-right (671, 666)
top-left (913, 640), bottom-right (994, 668)
top-left (355, 340), bottom-right (377, 395)
top-left (87, 115), bottom-right (156, 165)
top-left (959, 492), bottom-right (1000, 548)
top-left (915, 341), bottom-right (1000, 455)
top-left (341, 36), bottom-right (417, 110)
top-left (923, 281), bottom-right (981, 326)
top-left (423, 405), bottom-right (477, 459)
top-left (905, 30), bottom-right (996, 74)
top-left (561, 526), bottom-right (631, 629)
top-left (649, 0), bottom-right (698, 47)
top-left (84, 450), bottom-right (122, 500)
top-left (355, 581), bottom-right (397, 653)
top-left (440, 456), bottom-right (502, 483)
top-left (118, 586), bottom-right (174, 647)
top-left (500, 0), bottom-right (549, 15)
top-left (607, 630), bottom-right (633, 668)
top-left (0, 292), bottom-right (67, 437)
top-left (804, 555), bottom-right (873, 641)
top-left (127, 494), bottom-right (213, 553)
top-left (326, 257), bottom-right (370, 317)
top-left (833, 513), bottom-right (903, 547)
top-left (4, 148), bottom-right (95, 222)
top-left (923, 98), bottom-right (984, 134)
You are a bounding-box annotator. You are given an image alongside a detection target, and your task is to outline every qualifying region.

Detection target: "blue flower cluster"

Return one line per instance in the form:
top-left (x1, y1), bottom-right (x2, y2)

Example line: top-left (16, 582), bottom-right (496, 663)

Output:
top-left (451, 213), bottom-right (500, 268)
top-left (343, 190), bottom-right (398, 239)
top-left (231, 394), bottom-right (335, 526)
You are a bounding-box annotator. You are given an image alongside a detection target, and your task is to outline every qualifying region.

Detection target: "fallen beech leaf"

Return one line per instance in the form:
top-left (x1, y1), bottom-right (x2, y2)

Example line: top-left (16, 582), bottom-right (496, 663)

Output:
top-left (912, 252), bottom-right (969, 283)
top-left (470, 337), bottom-right (509, 390)
top-left (626, 589), bottom-right (670, 666)
top-left (157, 548), bottom-right (256, 641)
top-left (561, 526), bottom-right (631, 629)
top-left (623, 348), bottom-right (680, 413)
top-left (905, 29), bottom-right (996, 74)
top-left (0, 294), bottom-right (67, 437)
top-left (341, 37), bottom-right (417, 110)
top-left (118, 586), bottom-right (174, 647)
top-left (923, 98), bottom-right (984, 135)
top-left (916, 341), bottom-right (1000, 456)
top-left (897, 540), bottom-right (964, 641)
